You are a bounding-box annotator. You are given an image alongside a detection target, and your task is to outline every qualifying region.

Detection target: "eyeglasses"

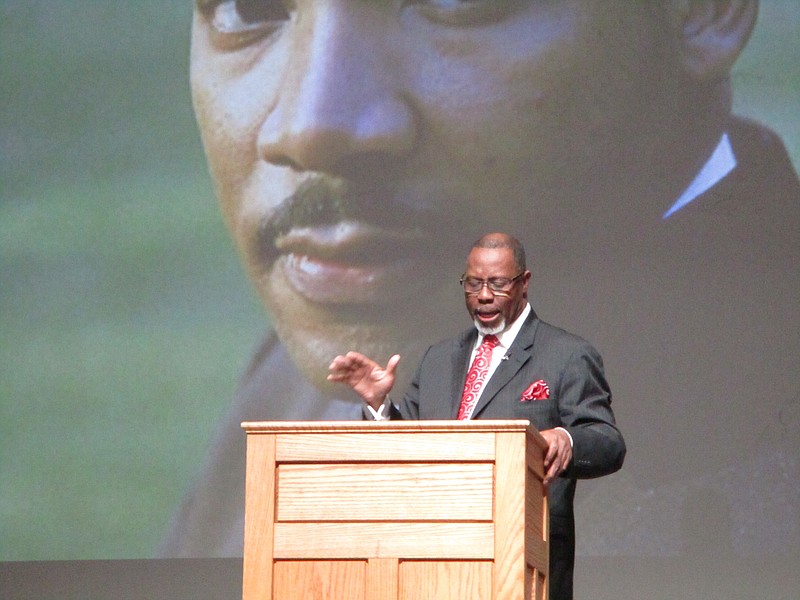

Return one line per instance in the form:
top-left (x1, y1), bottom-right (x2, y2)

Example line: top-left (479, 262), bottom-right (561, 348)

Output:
top-left (460, 272), bottom-right (525, 296)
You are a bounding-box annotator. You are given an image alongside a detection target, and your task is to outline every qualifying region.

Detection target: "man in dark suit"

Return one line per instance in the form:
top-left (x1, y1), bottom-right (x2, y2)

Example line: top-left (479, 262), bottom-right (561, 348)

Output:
top-left (328, 233), bottom-right (626, 600)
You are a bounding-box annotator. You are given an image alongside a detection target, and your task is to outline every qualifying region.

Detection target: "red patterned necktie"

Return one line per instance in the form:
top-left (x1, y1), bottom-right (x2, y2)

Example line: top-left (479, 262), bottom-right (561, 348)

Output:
top-left (457, 334), bottom-right (499, 420)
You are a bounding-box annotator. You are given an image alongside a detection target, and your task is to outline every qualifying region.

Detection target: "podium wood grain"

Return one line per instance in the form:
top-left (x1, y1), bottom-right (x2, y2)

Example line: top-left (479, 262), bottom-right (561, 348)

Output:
top-left (241, 420), bottom-right (548, 600)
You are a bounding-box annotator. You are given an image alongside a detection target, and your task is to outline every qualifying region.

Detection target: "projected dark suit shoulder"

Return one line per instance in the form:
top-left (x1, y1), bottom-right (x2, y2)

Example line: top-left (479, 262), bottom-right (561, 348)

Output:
top-left (690, 117), bottom-right (800, 213)
top-left (158, 331), bottom-right (361, 558)
top-left (573, 115), bottom-right (800, 558)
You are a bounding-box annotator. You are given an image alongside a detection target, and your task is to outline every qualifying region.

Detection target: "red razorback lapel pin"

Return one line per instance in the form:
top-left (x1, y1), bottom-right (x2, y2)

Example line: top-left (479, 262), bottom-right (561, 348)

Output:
top-left (521, 379), bottom-right (550, 401)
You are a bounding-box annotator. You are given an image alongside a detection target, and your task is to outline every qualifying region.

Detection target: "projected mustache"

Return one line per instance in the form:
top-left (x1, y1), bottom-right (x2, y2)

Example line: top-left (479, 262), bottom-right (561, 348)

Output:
top-left (255, 177), bottom-right (449, 262)
top-left (262, 178), bottom-right (354, 237)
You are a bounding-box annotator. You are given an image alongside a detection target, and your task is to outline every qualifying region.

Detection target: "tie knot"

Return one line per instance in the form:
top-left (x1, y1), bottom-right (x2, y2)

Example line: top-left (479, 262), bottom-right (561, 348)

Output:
top-left (482, 334), bottom-right (499, 349)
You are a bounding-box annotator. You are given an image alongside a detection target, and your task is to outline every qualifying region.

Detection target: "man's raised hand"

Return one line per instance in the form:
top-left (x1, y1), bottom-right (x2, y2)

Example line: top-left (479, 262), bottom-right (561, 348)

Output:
top-left (327, 352), bottom-right (401, 409)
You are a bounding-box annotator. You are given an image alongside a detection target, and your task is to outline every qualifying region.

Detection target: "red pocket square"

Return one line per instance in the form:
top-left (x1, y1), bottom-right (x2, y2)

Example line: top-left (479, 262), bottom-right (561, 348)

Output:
top-left (521, 379), bottom-right (550, 401)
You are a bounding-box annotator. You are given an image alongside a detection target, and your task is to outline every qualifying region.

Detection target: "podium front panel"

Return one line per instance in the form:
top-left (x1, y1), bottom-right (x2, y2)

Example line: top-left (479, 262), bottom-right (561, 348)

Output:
top-left (241, 421), bottom-right (548, 600)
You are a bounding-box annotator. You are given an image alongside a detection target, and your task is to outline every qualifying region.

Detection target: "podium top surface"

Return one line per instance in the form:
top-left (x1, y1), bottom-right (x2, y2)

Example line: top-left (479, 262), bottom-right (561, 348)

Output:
top-left (241, 419), bottom-right (531, 432)
top-left (241, 419), bottom-right (542, 440)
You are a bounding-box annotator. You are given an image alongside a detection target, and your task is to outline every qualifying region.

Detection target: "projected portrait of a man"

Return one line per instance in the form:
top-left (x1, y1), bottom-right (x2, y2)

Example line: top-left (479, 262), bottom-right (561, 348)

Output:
top-left (158, 3), bottom-right (800, 585)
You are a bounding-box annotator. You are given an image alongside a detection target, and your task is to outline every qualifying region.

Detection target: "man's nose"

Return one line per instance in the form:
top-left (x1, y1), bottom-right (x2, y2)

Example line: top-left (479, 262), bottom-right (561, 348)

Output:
top-left (257, 5), bottom-right (416, 174)
top-left (477, 284), bottom-right (497, 302)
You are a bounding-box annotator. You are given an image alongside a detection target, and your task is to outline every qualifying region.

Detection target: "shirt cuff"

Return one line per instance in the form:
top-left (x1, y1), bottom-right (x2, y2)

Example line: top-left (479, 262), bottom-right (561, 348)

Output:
top-left (365, 398), bottom-right (392, 421)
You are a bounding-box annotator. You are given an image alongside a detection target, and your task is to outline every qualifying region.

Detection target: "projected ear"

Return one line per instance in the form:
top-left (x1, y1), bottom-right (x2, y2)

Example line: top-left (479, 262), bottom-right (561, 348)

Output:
top-left (671, 0), bottom-right (758, 81)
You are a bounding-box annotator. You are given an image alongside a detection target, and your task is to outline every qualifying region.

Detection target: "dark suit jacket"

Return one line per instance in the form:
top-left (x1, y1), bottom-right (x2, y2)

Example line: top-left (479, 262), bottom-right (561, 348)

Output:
top-left (390, 309), bottom-right (626, 600)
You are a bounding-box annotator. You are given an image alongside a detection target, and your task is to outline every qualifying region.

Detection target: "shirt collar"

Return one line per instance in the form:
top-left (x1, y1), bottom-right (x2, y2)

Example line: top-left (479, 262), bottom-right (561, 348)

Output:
top-left (663, 132), bottom-right (736, 219)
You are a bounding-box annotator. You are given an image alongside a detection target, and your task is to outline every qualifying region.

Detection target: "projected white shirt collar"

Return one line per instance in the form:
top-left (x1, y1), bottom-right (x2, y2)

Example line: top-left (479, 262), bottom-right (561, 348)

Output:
top-left (663, 133), bottom-right (737, 219)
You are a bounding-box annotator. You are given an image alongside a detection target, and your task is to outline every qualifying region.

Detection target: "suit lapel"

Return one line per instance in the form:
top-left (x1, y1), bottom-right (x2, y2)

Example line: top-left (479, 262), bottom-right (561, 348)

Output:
top-left (448, 329), bottom-right (478, 419)
top-left (471, 311), bottom-right (540, 419)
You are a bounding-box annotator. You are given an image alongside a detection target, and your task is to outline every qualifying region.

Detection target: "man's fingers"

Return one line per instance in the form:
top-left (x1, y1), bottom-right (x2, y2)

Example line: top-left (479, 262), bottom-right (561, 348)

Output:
top-left (539, 428), bottom-right (573, 485)
top-left (543, 444), bottom-right (556, 468)
top-left (385, 354), bottom-right (401, 374)
top-left (544, 461), bottom-right (559, 485)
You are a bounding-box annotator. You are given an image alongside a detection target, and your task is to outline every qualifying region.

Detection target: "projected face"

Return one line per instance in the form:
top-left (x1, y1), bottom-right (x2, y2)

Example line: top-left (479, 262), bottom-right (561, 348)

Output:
top-left (189, 1), bottom-right (682, 389)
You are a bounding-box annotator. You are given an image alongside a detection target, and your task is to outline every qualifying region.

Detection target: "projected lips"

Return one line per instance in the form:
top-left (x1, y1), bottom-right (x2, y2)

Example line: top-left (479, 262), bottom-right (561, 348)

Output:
top-left (273, 222), bottom-right (428, 305)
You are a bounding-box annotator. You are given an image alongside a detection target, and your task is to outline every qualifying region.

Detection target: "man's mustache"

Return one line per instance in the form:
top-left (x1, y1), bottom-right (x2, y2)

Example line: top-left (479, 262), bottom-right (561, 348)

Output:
top-left (258, 178), bottom-right (355, 243)
top-left (255, 176), bottom-right (454, 257)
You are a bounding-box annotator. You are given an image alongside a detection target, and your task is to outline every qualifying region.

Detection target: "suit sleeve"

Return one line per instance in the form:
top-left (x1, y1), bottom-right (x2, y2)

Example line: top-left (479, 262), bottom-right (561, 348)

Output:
top-left (557, 341), bottom-right (626, 479)
top-left (395, 346), bottom-right (429, 420)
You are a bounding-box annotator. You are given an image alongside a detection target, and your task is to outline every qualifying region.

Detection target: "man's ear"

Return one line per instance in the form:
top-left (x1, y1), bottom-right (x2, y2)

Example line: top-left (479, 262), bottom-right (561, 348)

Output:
top-left (668, 0), bottom-right (758, 81)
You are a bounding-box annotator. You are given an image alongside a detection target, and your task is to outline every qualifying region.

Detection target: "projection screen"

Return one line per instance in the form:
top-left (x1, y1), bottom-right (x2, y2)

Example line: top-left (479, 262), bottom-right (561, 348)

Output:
top-left (2, 1), bottom-right (798, 598)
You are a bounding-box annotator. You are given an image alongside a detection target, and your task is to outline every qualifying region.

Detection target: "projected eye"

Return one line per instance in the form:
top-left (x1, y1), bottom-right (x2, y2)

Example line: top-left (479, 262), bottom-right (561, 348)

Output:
top-left (197, 0), bottom-right (290, 44)
top-left (408, 0), bottom-right (515, 26)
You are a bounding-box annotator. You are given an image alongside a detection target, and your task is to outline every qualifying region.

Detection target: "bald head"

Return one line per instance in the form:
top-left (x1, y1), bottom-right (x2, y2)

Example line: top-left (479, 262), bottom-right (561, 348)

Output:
top-left (471, 233), bottom-right (527, 273)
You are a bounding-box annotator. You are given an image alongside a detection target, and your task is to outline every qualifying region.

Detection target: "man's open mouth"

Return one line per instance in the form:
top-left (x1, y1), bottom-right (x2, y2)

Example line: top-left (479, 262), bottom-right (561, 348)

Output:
top-left (251, 176), bottom-right (462, 305)
top-left (475, 309), bottom-right (501, 323)
top-left (269, 221), bottom-right (429, 305)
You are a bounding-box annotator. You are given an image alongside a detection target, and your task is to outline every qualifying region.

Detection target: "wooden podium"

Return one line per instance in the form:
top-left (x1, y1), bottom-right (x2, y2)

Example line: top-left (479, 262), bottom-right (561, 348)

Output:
top-left (240, 420), bottom-right (549, 600)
